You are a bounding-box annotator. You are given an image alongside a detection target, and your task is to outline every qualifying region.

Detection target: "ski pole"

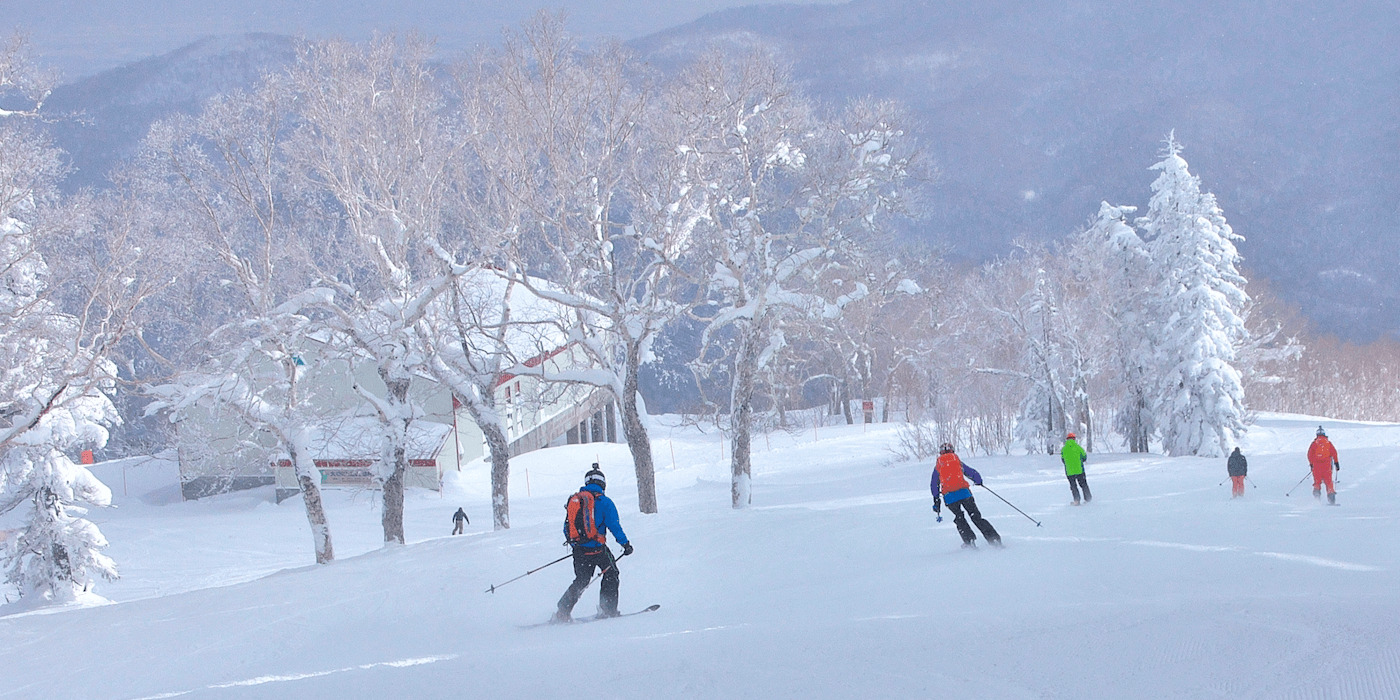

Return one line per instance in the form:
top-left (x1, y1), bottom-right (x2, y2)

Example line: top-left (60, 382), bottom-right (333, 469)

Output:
top-left (1246, 476), bottom-right (1258, 489)
top-left (1284, 470), bottom-right (1312, 497)
top-left (485, 553), bottom-right (572, 594)
top-left (978, 484), bottom-right (1042, 527)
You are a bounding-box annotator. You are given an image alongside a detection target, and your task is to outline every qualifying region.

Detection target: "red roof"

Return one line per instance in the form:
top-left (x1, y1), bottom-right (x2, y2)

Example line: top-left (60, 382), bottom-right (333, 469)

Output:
top-left (494, 343), bottom-right (573, 388)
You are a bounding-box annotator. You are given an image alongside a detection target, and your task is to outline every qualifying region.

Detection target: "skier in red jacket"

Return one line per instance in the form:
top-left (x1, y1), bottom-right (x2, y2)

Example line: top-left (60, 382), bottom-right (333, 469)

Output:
top-left (1307, 426), bottom-right (1340, 505)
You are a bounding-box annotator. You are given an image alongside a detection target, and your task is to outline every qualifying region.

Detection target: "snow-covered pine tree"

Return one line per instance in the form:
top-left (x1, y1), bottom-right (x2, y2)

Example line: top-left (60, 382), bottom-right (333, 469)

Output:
top-left (1136, 133), bottom-right (1250, 457)
top-left (1, 399), bottom-right (122, 604)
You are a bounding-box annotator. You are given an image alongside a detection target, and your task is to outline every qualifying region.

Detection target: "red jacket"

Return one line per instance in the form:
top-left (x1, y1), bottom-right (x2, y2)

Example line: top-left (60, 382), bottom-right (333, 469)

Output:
top-left (1307, 436), bottom-right (1338, 472)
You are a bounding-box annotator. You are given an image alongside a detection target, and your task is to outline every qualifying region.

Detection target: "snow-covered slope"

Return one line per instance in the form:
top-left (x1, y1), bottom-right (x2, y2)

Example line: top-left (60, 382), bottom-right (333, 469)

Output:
top-left (4, 413), bottom-right (1399, 698)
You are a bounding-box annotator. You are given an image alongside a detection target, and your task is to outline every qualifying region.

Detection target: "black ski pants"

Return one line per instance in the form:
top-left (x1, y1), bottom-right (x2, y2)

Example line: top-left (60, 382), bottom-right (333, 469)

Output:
top-left (1067, 473), bottom-right (1091, 503)
top-left (947, 497), bottom-right (1000, 545)
top-left (557, 545), bottom-right (619, 616)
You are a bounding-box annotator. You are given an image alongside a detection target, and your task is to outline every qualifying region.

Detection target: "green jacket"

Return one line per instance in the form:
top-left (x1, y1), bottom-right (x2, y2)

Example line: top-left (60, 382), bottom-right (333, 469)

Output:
top-left (1061, 438), bottom-right (1087, 476)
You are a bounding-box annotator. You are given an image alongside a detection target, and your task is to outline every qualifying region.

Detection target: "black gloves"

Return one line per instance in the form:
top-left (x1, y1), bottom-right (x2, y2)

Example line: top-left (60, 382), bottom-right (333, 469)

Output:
top-left (622, 543), bottom-right (634, 556)
top-left (1334, 462), bottom-right (1340, 471)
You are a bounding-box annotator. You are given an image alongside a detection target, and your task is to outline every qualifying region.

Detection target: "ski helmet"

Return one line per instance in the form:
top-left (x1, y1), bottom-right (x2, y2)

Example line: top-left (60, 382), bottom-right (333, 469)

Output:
top-left (939, 442), bottom-right (954, 454)
top-left (1316, 426), bottom-right (1326, 437)
top-left (585, 463), bottom-right (606, 489)
top-left (1066, 432), bottom-right (1076, 439)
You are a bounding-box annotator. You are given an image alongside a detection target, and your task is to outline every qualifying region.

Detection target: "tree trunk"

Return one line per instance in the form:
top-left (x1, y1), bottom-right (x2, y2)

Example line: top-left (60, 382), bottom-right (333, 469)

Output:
top-left (288, 441), bottom-right (334, 564)
top-left (1082, 397), bottom-right (1094, 453)
top-left (1130, 393), bottom-right (1150, 453)
top-left (622, 341), bottom-right (658, 514)
top-left (730, 325), bottom-right (758, 508)
top-left (380, 372), bottom-right (411, 545)
top-left (841, 380), bottom-right (854, 425)
top-left (456, 387), bottom-right (512, 530)
top-left (482, 420), bottom-right (512, 530)
top-left (381, 456), bottom-right (405, 544)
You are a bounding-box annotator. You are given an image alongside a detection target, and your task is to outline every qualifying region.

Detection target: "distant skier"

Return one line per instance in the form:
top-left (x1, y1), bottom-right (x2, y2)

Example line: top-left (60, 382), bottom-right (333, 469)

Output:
top-left (552, 465), bottom-right (633, 622)
top-left (931, 443), bottom-right (1002, 548)
top-left (1061, 432), bottom-right (1091, 505)
top-left (1227, 447), bottom-right (1248, 498)
top-left (452, 507), bottom-right (469, 535)
top-left (1307, 426), bottom-right (1340, 504)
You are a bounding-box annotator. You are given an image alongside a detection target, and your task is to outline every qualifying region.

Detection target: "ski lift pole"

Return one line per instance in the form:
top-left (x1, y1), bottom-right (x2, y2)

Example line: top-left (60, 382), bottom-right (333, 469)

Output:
top-left (1284, 469), bottom-right (1312, 497)
top-left (978, 484), bottom-right (1041, 527)
top-left (485, 553), bottom-right (572, 594)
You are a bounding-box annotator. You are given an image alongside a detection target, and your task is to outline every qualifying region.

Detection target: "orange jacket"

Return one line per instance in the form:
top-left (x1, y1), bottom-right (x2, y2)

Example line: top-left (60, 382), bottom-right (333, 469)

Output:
top-left (1307, 436), bottom-right (1339, 472)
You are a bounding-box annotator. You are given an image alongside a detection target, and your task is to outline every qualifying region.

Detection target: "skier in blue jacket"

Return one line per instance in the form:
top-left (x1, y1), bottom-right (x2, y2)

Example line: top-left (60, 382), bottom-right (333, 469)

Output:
top-left (553, 465), bottom-right (632, 622)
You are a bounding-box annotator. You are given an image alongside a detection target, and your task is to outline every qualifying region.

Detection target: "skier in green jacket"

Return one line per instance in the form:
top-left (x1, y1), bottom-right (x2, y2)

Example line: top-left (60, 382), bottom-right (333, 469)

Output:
top-left (1062, 433), bottom-right (1091, 505)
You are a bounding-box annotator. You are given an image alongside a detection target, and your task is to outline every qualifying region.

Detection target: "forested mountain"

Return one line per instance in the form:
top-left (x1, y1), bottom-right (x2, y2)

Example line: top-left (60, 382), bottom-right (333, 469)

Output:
top-left (44, 34), bottom-right (297, 191)
top-left (39, 1), bottom-right (1400, 340)
top-left (635, 0), bottom-right (1400, 341)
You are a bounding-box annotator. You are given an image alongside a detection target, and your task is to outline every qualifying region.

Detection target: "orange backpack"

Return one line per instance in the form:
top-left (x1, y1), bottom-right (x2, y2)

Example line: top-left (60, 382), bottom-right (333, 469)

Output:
top-left (565, 490), bottom-right (604, 545)
top-left (935, 453), bottom-right (971, 494)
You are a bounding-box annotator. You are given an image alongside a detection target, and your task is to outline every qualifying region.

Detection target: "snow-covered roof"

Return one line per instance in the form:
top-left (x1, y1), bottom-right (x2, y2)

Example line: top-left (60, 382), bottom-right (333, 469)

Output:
top-left (445, 268), bottom-right (578, 360)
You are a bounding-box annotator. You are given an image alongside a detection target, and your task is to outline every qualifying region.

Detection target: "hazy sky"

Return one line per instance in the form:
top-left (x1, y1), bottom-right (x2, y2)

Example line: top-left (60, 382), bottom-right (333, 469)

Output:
top-left (11, 0), bottom-right (847, 80)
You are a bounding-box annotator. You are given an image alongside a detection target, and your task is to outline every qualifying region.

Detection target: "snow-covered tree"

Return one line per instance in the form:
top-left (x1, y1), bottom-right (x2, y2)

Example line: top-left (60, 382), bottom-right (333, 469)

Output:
top-left (481, 17), bottom-right (703, 515)
top-left (1, 409), bottom-right (120, 604)
top-left (0, 34), bottom-right (54, 119)
top-left (972, 248), bottom-right (1094, 454)
top-left (679, 51), bottom-right (913, 507)
top-left (285, 36), bottom-right (460, 544)
top-left (794, 244), bottom-right (934, 426)
top-left (413, 271), bottom-right (567, 531)
top-left (1136, 133), bottom-right (1250, 457)
top-left (1071, 202), bottom-right (1157, 453)
top-left (135, 77), bottom-right (336, 563)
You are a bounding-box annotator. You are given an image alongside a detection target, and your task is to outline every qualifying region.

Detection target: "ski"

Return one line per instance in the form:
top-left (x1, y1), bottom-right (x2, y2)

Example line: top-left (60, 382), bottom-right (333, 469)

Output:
top-left (573, 604), bottom-right (661, 623)
top-left (521, 604), bottom-right (660, 629)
